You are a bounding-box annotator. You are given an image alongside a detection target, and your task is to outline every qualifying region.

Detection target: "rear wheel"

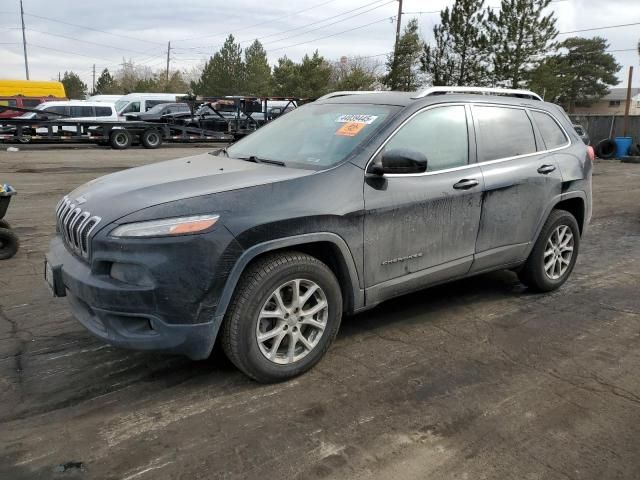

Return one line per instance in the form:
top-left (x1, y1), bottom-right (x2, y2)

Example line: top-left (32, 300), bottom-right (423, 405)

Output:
top-left (109, 130), bottom-right (132, 150)
top-left (518, 209), bottom-right (580, 292)
top-left (221, 251), bottom-right (343, 383)
top-left (141, 129), bottom-right (163, 149)
top-left (0, 227), bottom-right (19, 260)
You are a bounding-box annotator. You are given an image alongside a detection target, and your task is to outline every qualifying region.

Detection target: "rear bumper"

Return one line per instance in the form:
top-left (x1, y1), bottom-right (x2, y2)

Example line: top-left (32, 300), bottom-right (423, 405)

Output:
top-left (46, 236), bottom-right (223, 360)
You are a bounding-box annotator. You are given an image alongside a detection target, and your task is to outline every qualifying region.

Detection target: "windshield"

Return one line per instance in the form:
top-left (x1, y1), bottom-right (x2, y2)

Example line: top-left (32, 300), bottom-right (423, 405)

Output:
top-left (18, 103), bottom-right (46, 119)
top-left (115, 100), bottom-right (128, 113)
top-left (146, 103), bottom-right (171, 114)
top-left (225, 103), bottom-right (399, 170)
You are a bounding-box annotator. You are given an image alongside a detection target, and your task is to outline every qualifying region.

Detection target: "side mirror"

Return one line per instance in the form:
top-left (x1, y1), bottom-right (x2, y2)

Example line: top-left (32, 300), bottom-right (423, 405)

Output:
top-left (368, 148), bottom-right (428, 175)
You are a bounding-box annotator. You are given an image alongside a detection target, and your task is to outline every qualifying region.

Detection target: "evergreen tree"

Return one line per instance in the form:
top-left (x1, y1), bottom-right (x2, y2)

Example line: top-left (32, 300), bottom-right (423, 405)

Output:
top-left (61, 71), bottom-right (87, 99)
top-left (332, 57), bottom-right (379, 91)
top-left (298, 51), bottom-right (332, 98)
top-left (529, 37), bottom-right (621, 112)
top-left (486, 0), bottom-right (558, 88)
top-left (192, 34), bottom-right (244, 96)
top-left (421, 0), bottom-right (490, 86)
top-left (272, 56), bottom-right (300, 96)
top-left (94, 68), bottom-right (119, 94)
top-left (384, 18), bottom-right (423, 91)
top-left (244, 40), bottom-right (271, 95)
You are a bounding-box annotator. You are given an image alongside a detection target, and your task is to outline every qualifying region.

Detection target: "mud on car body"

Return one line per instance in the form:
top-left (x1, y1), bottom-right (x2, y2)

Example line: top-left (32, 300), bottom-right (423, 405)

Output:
top-left (46, 88), bottom-right (592, 382)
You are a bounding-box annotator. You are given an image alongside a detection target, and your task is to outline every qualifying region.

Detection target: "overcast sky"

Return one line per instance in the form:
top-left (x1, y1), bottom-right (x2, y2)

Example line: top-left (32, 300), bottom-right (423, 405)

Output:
top-left (1, 0), bottom-right (639, 89)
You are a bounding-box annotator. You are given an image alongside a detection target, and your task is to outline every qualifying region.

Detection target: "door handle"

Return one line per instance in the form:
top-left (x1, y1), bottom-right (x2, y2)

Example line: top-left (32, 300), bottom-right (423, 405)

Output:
top-left (453, 179), bottom-right (479, 190)
top-left (537, 164), bottom-right (556, 174)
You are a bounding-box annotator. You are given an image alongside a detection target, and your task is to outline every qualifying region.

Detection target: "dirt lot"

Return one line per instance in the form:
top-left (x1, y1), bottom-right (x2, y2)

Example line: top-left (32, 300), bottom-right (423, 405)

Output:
top-left (1, 145), bottom-right (639, 480)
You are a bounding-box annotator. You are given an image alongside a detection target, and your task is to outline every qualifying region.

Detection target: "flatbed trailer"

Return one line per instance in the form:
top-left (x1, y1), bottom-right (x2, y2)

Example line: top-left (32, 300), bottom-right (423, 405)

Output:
top-left (0, 106), bottom-right (233, 149)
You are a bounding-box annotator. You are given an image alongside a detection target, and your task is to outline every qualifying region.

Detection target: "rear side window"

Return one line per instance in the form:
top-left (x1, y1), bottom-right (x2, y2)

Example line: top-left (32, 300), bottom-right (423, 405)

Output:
top-left (532, 111), bottom-right (568, 150)
top-left (44, 106), bottom-right (67, 116)
top-left (384, 105), bottom-right (469, 172)
top-left (23, 99), bottom-right (42, 107)
top-left (70, 106), bottom-right (94, 117)
top-left (95, 106), bottom-right (113, 116)
top-left (474, 106), bottom-right (536, 162)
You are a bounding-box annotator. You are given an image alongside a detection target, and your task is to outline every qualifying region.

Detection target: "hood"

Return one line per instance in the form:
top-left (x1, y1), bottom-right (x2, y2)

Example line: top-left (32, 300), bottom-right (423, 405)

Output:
top-left (66, 153), bottom-right (313, 226)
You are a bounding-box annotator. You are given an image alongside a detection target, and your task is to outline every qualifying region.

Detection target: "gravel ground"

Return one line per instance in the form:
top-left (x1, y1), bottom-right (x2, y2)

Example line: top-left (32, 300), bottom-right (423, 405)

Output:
top-left (0, 145), bottom-right (639, 480)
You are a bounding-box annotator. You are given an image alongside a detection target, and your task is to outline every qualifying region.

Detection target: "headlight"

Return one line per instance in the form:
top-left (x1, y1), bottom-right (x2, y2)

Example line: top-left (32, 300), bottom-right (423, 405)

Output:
top-left (110, 214), bottom-right (220, 238)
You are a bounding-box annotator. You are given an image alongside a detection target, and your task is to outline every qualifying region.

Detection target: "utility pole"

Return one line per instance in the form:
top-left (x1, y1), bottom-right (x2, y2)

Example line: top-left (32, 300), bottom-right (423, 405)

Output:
top-left (623, 65), bottom-right (634, 137)
top-left (166, 41), bottom-right (171, 86)
top-left (92, 64), bottom-right (96, 94)
top-left (20, 0), bottom-right (29, 80)
top-left (394, 0), bottom-right (403, 52)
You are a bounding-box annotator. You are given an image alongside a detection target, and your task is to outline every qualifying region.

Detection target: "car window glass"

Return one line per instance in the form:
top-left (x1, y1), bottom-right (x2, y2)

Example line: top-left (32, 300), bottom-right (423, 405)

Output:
top-left (23, 99), bottom-right (42, 107)
top-left (120, 102), bottom-right (140, 114)
top-left (95, 106), bottom-right (113, 116)
top-left (474, 106), bottom-right (536, 162)
top-left (532, 111), bottom-right (568, 150)
top-left (145, 100), bottom-right (167, 111)
top-left (70, 106), bottom-right (94, 117)
top-left (383, 105), bottom-right (468, 172)
top-left (44, 106), bottom-right (67, 116)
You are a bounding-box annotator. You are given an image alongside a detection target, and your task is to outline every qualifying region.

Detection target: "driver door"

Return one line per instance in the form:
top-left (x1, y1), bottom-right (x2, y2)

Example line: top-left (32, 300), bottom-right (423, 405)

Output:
top-left (363, 104), bottom-right (484, 300)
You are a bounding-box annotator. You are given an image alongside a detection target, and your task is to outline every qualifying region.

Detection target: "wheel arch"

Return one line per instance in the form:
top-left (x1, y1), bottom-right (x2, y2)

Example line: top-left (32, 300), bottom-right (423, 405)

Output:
top-left (215, 233), bottom-right (364, 318)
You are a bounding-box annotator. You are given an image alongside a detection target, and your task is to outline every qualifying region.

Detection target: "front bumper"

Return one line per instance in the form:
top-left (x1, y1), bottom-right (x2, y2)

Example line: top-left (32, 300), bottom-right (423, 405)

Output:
top-left (46, 235), bottom-right (228, 360)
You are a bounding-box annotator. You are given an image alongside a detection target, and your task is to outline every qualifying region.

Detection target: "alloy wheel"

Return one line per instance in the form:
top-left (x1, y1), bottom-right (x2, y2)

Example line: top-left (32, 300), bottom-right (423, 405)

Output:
top-left (255, 278), bottom-right (328, 365)
top-left (543, 225), bottom-right (574, 280)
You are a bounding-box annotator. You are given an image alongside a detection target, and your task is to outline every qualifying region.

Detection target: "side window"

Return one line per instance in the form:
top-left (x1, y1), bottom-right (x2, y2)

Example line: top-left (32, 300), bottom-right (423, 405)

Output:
top-left (474, 106), bottom-right (536, 162)
top-left (44, 106), bottom-right (67, 117)
top-left (145, 100), bottom-right (165, 111)
top-left (70, 106), bottom-right (94, 117)
top-left (23, 99), bottom-right (42, 108)
top-left (95, 106), bottom-right (113, 116)
top-left (532, 111), bottom-right (568, 150)
top-left (384, 105), bottom-right (468, 172)
top-left (121, 102), bottom-right (140, 114)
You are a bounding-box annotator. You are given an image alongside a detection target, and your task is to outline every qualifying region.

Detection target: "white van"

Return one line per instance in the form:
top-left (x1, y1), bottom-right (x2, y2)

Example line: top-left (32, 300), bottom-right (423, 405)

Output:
top-left (18, 100), bottom-right (118, 121)
top-left (114, 93), bottom-right (186, 117)
top-left (88, 94), bottom-right (123, 103)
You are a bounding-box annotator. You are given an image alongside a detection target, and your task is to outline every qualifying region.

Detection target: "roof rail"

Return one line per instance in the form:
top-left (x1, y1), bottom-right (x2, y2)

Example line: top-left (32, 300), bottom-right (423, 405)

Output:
top-left (413, 86), bottom-right (542, 101)
top-left (316, 90), bottom-right (385, 101)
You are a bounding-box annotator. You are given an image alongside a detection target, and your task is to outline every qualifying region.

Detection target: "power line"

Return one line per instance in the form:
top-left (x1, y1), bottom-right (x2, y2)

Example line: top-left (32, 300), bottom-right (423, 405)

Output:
top-left (261, 0), bottom-right (396, 47)
top-left (558, 21), bottom-right (640, 35)
top-left (24, 28), bottom-right (160, 55)
top-left (22, 12), bottom-right (165, 46)
top-left (269, 16), bottom-right (394, 53)
top-left (173, 0), bottom-right (340, 43)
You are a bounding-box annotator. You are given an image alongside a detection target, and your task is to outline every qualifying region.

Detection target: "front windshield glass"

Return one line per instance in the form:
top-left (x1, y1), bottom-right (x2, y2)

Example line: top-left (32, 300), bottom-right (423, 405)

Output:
top-left (115, 100), bottom-right (128, 113)
top-left (146, 103), bottom-right (170, 114)
top-left (225, 103), bottom-right (399, 170)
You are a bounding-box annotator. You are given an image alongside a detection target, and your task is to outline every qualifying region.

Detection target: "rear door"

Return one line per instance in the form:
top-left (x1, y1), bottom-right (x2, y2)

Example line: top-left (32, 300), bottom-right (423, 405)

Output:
top-left (364, 104), bottom-right (484, 300)
top-left (470, 104), bottom-right (564, 272)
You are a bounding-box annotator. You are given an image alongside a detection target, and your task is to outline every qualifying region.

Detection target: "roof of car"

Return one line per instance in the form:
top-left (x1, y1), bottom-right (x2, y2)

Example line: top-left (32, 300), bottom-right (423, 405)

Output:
top-left (316, 91), bottom-right (554, 110)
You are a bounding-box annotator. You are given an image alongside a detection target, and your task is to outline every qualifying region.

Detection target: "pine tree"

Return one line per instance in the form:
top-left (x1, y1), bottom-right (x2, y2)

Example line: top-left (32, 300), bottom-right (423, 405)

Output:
top-left (529, 37), bottom-right (621, 111)
top-left (384, 18), bottom-right (423, 91)
top-left (94, 68), bottom-right (119, 94)
top-left (421, 0), bottom-right (490, 86)
top-left (298, 51), bottom-right (332, 98)
top-left (192, 34), bottom-right (244, 96)
top-left (244, 40), bottom-right (272, 95)
top-left (486, 0), bottom-right (558, 88)
top-left (272, 56), bottom-right (300, 96)
top-left (61, 71), bottom-right (87, 99)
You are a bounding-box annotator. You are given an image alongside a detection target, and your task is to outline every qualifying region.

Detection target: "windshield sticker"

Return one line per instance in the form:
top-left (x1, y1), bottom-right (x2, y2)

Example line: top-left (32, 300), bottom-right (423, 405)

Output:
top-left (336, 122), bottom-right (367, 137)
top-left (335, 114), bottom-right (378, 124)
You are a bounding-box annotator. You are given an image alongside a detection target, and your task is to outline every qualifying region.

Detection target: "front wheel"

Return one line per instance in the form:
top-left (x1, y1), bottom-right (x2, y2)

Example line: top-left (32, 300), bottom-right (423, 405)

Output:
top-left (518, 209), bottom-right (580, 292)
top-left (221, 251), bottom-right (343, 383)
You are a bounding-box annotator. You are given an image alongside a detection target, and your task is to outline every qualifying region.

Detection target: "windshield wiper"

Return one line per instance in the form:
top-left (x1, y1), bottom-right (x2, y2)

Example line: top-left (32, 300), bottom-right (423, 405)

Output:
top-left (236, 156), bottom-right (286, 167)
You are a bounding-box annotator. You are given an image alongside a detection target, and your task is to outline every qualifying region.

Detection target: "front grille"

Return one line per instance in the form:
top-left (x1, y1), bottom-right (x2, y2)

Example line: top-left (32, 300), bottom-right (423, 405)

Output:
top-left (55, 196), bottom-right (101, 258)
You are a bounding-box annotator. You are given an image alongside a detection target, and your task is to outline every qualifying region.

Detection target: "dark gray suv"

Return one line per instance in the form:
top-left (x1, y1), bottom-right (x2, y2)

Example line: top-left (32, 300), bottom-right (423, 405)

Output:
top-left (45, 87), bottom-right (592, 382)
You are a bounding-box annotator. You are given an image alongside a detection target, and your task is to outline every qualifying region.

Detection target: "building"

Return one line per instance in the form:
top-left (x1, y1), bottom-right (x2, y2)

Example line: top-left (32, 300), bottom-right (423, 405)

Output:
top-left (572, 87), bottom-right (640, 115)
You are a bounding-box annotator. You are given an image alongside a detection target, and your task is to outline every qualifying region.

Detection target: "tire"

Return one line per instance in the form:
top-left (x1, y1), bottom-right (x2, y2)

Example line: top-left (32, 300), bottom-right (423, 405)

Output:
top-left (629, 143), bottom-right (640, 157)
top-left (595, 139), bottom-right (616, 159)
top-left (0, 227), bottom-right (19, 260)
top-left (221, 251), bottom-right (343, 383)
top-left (518, 209), bottom-right (580, 292)
top-left (141, 129), bottom-right (163, 149)
top-left (109, 130), bottom-right (132, 150)
top-left (0, 219), bottom-right (10, 229)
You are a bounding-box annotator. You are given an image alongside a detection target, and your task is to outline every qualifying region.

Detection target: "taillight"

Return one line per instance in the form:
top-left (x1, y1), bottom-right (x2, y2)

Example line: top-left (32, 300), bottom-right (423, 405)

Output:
top-left (587, 146), bottom-right (595, 162)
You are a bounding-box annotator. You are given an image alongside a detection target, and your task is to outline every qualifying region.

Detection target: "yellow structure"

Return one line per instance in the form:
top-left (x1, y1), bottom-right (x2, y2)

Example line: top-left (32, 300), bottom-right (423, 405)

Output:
top-left (0, 80), bottom-right (66, 98)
